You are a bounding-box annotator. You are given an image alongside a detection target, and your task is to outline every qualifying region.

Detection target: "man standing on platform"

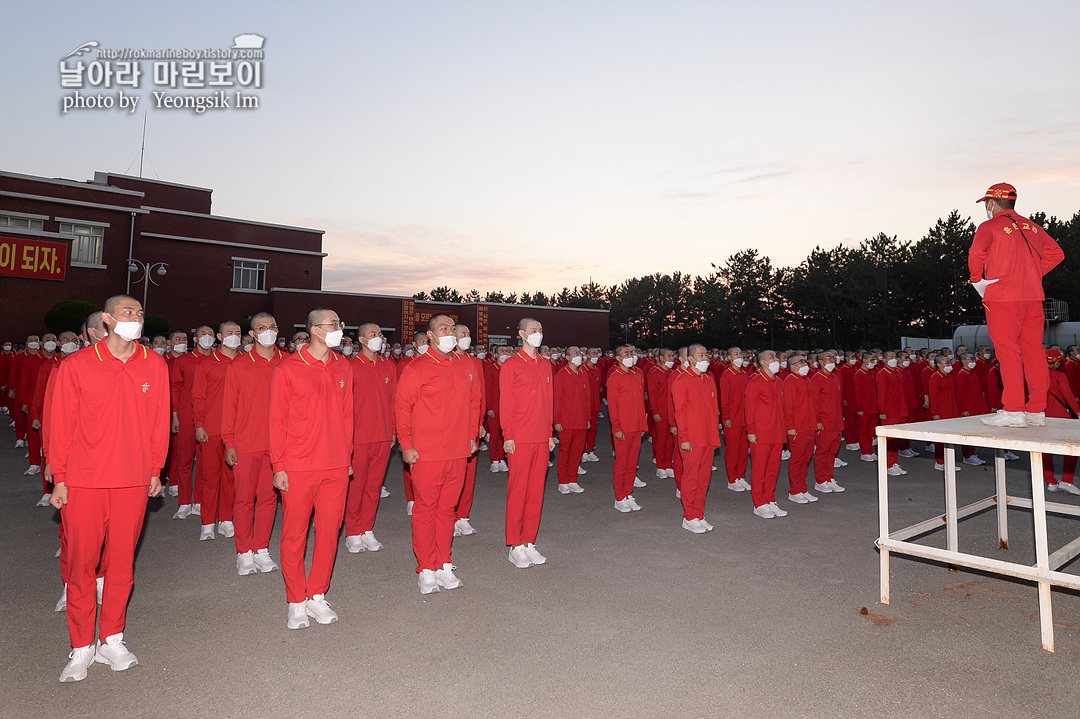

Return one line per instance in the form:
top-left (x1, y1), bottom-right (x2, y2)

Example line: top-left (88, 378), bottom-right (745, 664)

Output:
top-left (270, 308), bottom-right (353, 629)
top-left (971, 182), bottom-right (1064, 427)
top-left (501, 318), bottom-right (555, 569)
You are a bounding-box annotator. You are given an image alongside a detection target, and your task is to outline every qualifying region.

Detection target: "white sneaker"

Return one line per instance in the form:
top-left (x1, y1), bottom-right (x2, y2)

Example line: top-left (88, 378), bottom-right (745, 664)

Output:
top-left (834, 457), bottom-right (849, 468)
top-left (933, 463), bottom-right (961, 472)
top-left (861, 453), bottom-right (878, 462)
top-left (96, 576), bottom-right (104, 605)
top-left (557, 484), bottom-right (571, 494)
top-left (360, 532), bottom-right (383, 552)
top-left (699, 517), bottom-right (715, 531)
top-left (586, 452), bottom-right (600, 462)
top-left (59, 644), bottom-right (96, 682)
top-left (479, 442), bottom-right (488, 451)
top-left (801, 492), bottom-right (819, 503)
top-left (768, 502), bottom-right (788, 517)
top-left (734, 478), bottom-right (752, 492)
top-left (1026, 412), bottom-right (1047, 427)
top-left (626, 495), bottom-right (642, 511)
top-left (567, 482), bottom-right (584, 493)
top-left (491, 462), bottom-right (501, 473)
top-left (380, 485), bottom-right (391, 498)
top-left (236, 551), bottom-right (257, 575)
top-left (845, 443), bottom-right (860, 450)
top-left (634, 477), bottom-right (647, 488)
top-left (37, 493), bottom-right (52, 507)
top-left (963, 455), bottom-right (986, 466)
top-left (14, 438), bottom-right (26, 448)
top-left (199, 524), bottom-right (215, 541)
top-left (498, 460), bottom-right (509, 472)
top-left (675, 489), bottom-right (681, 499)
top-left (406, 501), bottom-right (414, 516)
top-left (55, 584), bottom-right (67, 612)
top-left (682, 518), bottom-right (707, 534)
top-left (253, 548), bottom-right (279, 572)
top-left (455, 518), bottom-right (476, 535)
top-left (887, 464), bottom-right (907, 476)
top-left (508, 545), bottom-right (533, 568)
top-left (926, 443), bottom-right (936, 452)
top-left (191, 503), bottom-right (201, 516)
top-left (172, 504), bottom-right (192, 520)
top-left (578, 465), bottom-right (587, 475)
top-left (898, 449), bottom-right (919, 458)
top-left (614, 499), bottom-right (633, 513)
top-left (435, 563), bottom-right (463, 589)
top-left (24, 464), bottom-right (41, 476)
top-left (94, 633), bottom-right (138, 671)
top-left (287, 602), bottom-right (310, 629)
top-left (548, 460), bottom-right (553, 467)
top-left (753, 504), bottom-right (776, 519)
top-left (781, 450), bottom-right (791, 461)
top-left (827, 480), bottom-right (845, 493)
top-left (656, 468), bottom-right (667, 479)
top-left (418, 569), bottom-right (440, 593)
top-left (55, 546), bottom-right (62, 557)
top-left (1004, 451), bottom-right (1020, 461)
top-left (788, 493), bottom-right (809, 504)
top-left (168, 485), bottom-right (179, 497)
top-left (523, 543), bottom-right (547, 565)
top-left (553, 437), bottom-right (560, 445)
top-left (1057, 482), bottom-right (1080, 496)
top-left (815, 482), bottom-right (834, 494)
top-left (345, 535), bottom-right (365, 553)
top-left (305, 594), bottom-right (339, 624)
top-left (981, 410), bottom-right (1028, 428)
top-left (217, 520), bottom-right (235, 538)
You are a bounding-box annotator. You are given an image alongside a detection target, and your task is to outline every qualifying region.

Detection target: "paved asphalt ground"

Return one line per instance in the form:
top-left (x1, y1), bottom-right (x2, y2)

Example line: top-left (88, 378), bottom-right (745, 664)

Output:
top-left (3, 409), bottom-right (1080, 719)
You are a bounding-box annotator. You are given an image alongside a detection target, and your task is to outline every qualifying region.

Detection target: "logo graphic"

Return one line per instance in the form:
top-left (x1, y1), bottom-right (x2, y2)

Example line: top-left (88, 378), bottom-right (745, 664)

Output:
top-left (339, 379), bottom-right (345, 389)
top-left (142, 382), bottom-right (150, 393)
top-left (231, 34), bottom-right (265, 49)
top-left (64, 41), bottom-right (99, 59)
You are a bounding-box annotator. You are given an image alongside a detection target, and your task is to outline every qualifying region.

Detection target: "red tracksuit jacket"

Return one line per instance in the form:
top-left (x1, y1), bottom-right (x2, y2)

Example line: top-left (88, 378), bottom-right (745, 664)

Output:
top-left (969, 210), bottom-right (1064, 302)
top-left (396, 350), bottom-right (482, 461)
top-left (745, 371), bottom-right (785, 444)
top-left (553, 365), bottom-right (591, 431)
top-left (606, 364), bottom-right (647, 434)
top-left (269, 347), bottom-right (354, 473)
top-left (193, 349), bottom-right (235, 435)
top-left (811, 368), bottom-right (844, 431)
top-left (670, 370), bottom-right (721, 447)
top-left (351, 352), bottom-right (398, 444)
top-left (500, 349), bottom-right (554, 443)
top-left (221, 346), bottom-right (286, 453)
top-left (783, 372), bottom-right (818, 433)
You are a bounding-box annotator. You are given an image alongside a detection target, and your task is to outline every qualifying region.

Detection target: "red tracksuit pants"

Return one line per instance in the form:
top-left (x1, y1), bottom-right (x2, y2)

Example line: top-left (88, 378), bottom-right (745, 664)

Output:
top-left (985, 300), bottom-right (1049, 413)
top-left (858, 413), bottom-right (878, 454)
top-left (723, 425), bottom-right (748, 483)
top-left (486, 414), bottom-right (506, 462)
top-left (813, 430), bottom-right (841, 484)
top-left (456, 452), bottom-right (478, 520)
top-left (613, 431), bottom-right (642, 501)
top-left (652, 420), bottom-right (674, 470)
top-left (170, 420), bottom-right (197, 506)
top-left (843, 405), bottom-right (859, 446)
top-left (505, 442), bottom-right (548, 546)
top-left (12, 402), bottom-right (27, 441)
top-left (233, 450), bottom-right (278, 553)
top-left (786, 432), bottom-right (815, 495)
top-left (196, 435), bottom-right (233, 524)
top-left (679, 445), bottom-right (715, 521)
top-left (411, 458), bottom-right (466, 571)
top-left (403, 463), bottom-right (414, 503)
top-left (585, 412), bottom-right (599, 452)
top-left (28, 423), bottom-right (42, 468)
top-left (279, 468), bottom-right (348, 604)
top-left (672, 431), bottom-right (683, 491)
top-left (345, 441), bottom-right (391, 535)
top-left (556, 428), bottom-right (586, 485)
top-left (1043, 455), bottom-right (1078, 485)
top-left (879, 417), bottom-right (907, 468)
top-left (62, 486), bottom-right (148, 648)
top-left (750, 442), bottom-right (783, 508)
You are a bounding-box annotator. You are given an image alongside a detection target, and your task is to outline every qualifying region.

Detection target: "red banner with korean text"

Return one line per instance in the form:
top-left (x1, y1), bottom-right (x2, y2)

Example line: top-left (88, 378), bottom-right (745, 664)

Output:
top-left (0, 236), bottom-right (67, 281)
top-left (402, 300), bottom-right (415, 342)
top-left (477, 304), bottom-right (489, 348)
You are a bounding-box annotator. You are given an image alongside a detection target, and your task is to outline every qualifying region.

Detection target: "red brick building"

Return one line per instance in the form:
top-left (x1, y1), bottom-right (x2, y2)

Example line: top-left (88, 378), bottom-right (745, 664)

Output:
top-left (0, 170), bottom-right (609, 347)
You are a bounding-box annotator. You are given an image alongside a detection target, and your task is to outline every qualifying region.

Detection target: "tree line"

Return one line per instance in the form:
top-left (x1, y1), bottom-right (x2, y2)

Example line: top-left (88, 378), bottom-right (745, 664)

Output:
top-left (426, 208), bottom-right (1079, 350)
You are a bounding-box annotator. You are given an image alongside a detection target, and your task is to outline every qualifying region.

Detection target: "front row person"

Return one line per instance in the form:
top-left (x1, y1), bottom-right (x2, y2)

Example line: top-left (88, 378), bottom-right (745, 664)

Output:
top-left (745, 350), bottom-right (789, 519)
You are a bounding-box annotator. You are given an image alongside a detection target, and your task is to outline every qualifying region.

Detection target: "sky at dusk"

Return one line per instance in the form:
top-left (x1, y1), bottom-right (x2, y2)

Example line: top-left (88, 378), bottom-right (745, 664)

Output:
top-left (2, 0), bottom-right (1077, 298)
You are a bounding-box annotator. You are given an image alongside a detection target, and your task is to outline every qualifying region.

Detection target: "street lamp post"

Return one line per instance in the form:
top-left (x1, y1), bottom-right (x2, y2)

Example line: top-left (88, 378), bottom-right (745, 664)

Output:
top-left (128, 259), bottom-right (168, 315)
top-left (620, 322), bottom-right (633, 344)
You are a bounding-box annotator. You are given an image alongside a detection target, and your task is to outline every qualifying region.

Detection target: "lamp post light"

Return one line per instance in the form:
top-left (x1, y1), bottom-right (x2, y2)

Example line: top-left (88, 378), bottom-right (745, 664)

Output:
top-left (127, 259), bottom-right (168, 315)
top-left (620, 322), bottom-right (633, 344)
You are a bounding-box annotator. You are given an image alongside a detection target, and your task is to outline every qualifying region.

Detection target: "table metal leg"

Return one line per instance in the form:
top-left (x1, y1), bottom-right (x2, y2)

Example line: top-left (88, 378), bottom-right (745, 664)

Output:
top-left (944, 444), bottom-right (958, 554)
top-left (1029, 450), bottom-right (1055, 652)
top-left (995, 448), bottom-right (1008, 549)
top-left (879, 433), bottom-right (890, 604)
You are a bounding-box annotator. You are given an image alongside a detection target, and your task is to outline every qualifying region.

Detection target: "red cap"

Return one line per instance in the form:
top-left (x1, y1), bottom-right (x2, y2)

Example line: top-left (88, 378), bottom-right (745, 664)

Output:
top-left (977, 182), bottom-right (1017, 204)
top-left (1047, 349), bottom-right (1063, 363)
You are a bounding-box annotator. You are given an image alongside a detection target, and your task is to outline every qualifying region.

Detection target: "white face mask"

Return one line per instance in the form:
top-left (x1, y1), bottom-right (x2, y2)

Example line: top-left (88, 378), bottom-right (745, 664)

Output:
top-left (664, 360), bottom-right (675, 369)
top-left (571, 356), bottom-right (583, 366)
top-left (457, 337), bottom-right (471, 351)
top-left (589, 356), bottom-right (598, 364)
top-left (986, 206), bottom-right (994, 220)
top-left (113, 321), bottom-right (143, 342)
top-left (437, 335), bottom-right (458, 353)
top-left (324, 329), bottom-right (343, 348)
top-left (153, 347), bottom-right (167, 355)
top-left (848, 358), bottom-right (857, 365)
top-left (405, 349), bottom-right (415, 357)
top-left (498, 354), bottom-right (508, 364)
top-left (621, 357), bottom-right (634, 368)
top-left (942, 365), bottom-right (953, 374)
top-left (365, 336), bottom-right (383, 353)
top-left (887, 358), bottom-right (898, 368)
top-left (966, 361), bottom-right (976, 369)
top-left (983, 353), bottom-right (992, 360)
top-left (27, 341), bottom-right (41, 350)
top-left (824, 362), bottom-right (836, 372)
top-left (43, 340), bottom-right (57, 352)
top-left (695, 360), bottom-right (710, 373)
top-left (172, 343), bottom-right (187, 354)
top-left (797, 365), bottom-right (810, 376)
top-left (393, 348), bottom-right (402, 355)
top-left (417, 344), bottom-right (429, 355)
top-left (526, 332), bottom-right (543, 348)
top-left (256, 330), bottom-right (278, 347)
top-left (198, 334), bottom-right (215, 349)
top-left (733, 357), bottom-right (745, 368)
top-left (768, 361), bottom-right (781, 374)
top-left (780, 361), bottom-right (788, 369)
top-left (902, 360), bottom-right (911, 367)
top-left (477, 351), bottom-right (487, 359)
top-left (222, 335), bottom-right (242, 349)
top-left (296, 343), bottom-right (309, 353)
top-left (62, 341), bottom-right (80, 354)
top-left (343, 346), bottom-right (354, 356)
top-left (2, 344), bottom-right (10, 351)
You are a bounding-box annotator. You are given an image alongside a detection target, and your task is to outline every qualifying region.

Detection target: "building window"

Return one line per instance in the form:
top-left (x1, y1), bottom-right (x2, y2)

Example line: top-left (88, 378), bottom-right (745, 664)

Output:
top-left (233, 259), bottom-right (266, 291)
top-left (0, 215), bottom-right (44, 231)
top-left (59, 222), bottom-right (104, 265)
